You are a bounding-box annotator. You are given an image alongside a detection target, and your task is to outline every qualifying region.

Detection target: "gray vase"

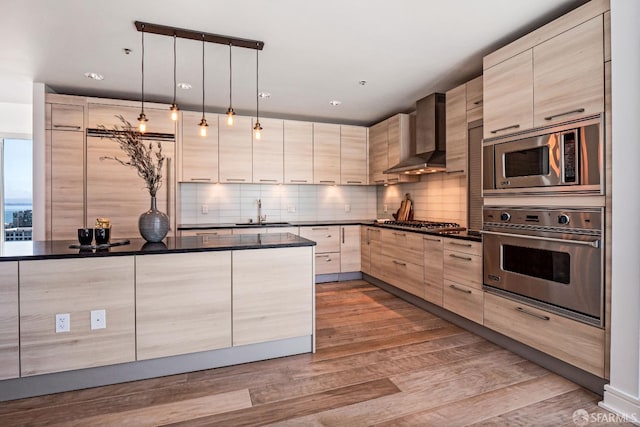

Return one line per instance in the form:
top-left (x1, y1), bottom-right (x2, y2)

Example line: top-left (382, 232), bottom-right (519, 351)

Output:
top-left (138, 196), bottom-right (169, 243)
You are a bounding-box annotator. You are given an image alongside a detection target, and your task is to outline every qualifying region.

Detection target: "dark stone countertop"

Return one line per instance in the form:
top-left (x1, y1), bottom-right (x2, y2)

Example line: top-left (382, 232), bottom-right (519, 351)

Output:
top-left (0, 233), bottom-right (314, 262)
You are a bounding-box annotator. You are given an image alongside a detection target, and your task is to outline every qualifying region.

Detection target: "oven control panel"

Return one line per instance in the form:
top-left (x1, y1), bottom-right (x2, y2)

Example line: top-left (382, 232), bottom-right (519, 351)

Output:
top-left (483, 207), bottom-right (601, 232)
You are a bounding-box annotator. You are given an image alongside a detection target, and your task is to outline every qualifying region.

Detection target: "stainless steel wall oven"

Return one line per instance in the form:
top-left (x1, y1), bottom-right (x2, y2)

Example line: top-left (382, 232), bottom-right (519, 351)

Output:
top-left (482, 206), bottom-right (603, 327)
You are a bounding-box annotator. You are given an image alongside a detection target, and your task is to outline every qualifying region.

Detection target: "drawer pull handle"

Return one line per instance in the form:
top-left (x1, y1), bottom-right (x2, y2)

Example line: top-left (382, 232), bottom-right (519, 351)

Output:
top-left (290, 179), bottom-right (308, 183)
top-left (544, 108), bottom-right (585, 121)
top-left (392, 260), bottom-right (406, 266)
top-left (449, 254), bottom-right (472, 261)
top-left (473, 100), bottom-right (483, 106)
top-left (387, 178), bottom-right (399, 182)
top-left (226, 178), bottom-right (246, 182)
top-left (450, 241), bottom-right (472, 247)
top-left (374, 180), bottom-right (385, 184)
top-left (423, 237), bottom-right (441, 242)
top-left (347, 180), bottom-right (362, 184)
top-left (326, 235), bottom-right (332, 238)
top-left (196, 232), bottom-right (218, 236)
top-left (190, 178), bottom-right (212, 181)
top-left (449, 284), bottom-right (472, 294)
top-left (259, 179), bottom-right (278, 182)
top-left (490, 124), bottom-right (520, 134)
top-left (320, 180), bottom-right (336, 184)
top-left (316, 255), bottom-right (332, 262)
top-left (392, 232), bottom-right (406, 237)
top-left (515, 306), bottom-right (550, 321)
top-left (54, 124), bottom-right (82, 129)
top-left (311, 227), bottom-right (329, 230)
top-left (342, 228), bottom-right (345, 244)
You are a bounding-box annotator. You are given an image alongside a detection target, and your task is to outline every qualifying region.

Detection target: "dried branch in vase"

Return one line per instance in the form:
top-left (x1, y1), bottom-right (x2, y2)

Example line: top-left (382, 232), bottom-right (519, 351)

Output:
top-left (97, 115), bottom-right (165, 197)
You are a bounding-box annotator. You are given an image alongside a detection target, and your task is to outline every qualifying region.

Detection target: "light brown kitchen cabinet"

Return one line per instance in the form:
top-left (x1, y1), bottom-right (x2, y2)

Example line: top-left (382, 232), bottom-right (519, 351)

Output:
top-left (381, 229), bottom-right (424, 267)
top-left (361, 227), bottom-right (372, 274)
top-left (340, 225), bottom-right (361, 272)
top-left (368, 228), bottom-right (383, 278)
top-left (483, 50), bottom-right (534, 139)
top-left (532, 16), bottom-right (604, 127)
top-left (465, 76), bottom-right (483, 111)
top-left (369, 121), bottom-right (388, 185)
top-left (86, 136), bottom-right (175, 240)
top-left (443, 280), bottom-right (484, 324)
top-left (48, 104), bottom-right (84, 131)
top-left (87, 103), bottom-right (176, 135)
top-left (180, 111), bottom-right (218, 183)
top-left (340, 125), bottom-right (367, 185)
top-left (380, 228), bottom-right (424, 298)
top-left (423, 236), bottom-right (444, 306)
top-left (49, 130), bottom-right (85, 239)
top-left (0, 262), bottom-right (18, 380)
top-left (313, 123), bottom-right (341, 185)
top-left (484, 292), bottom-right (605, 377)
top-left (253, 117), bottom-right (284, 184)
top-left (219, 115), bottom-right (252, 183)
top-left (20, 257), bottom-right (135, 376)
top-left (445, 84), bottom-right (467, 173)
top-left (232, 247), bottom-right (313, 346)
top-left (136, 252), bottom-right (232, 360)
top-left (284, 120), bottom-right (313, 184)
top-left (442, 238), bottom-right (483, 323)
top-left (300, 225), bottom-right (340, 275)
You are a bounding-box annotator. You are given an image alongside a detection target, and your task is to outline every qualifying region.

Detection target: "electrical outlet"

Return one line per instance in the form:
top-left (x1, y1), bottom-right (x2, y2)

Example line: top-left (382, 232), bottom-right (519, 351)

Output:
top-left (344, 204), bottom-right (351, 213)
top-left (287, 205), bottom-right (296, 213)
top-left (91, 309), bottom-right (106, 330)
top-left (55, 313), bottom-right (70, 333)
top-left (201, 204), bottom-right (209, 214)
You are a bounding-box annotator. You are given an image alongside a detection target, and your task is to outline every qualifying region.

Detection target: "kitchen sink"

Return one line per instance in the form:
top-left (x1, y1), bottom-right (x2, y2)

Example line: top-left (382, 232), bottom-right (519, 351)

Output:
top-left (235, 222), bottom-right (291, 226)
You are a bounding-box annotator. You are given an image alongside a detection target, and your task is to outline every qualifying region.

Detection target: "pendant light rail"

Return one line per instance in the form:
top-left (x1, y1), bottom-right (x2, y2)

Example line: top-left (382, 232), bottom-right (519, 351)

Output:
top-left (134, 21), bottom-right (264, 50)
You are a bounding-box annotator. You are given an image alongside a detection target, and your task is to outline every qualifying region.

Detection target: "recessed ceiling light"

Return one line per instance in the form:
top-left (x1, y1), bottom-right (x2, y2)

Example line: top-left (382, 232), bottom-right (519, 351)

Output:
top-left (123, 48), bottom-right (132, 55)
top-left (258, 92), bottom-right (271, 98)
top-left (177, 82), bottom-right (192, 90)
top-left (329, 100), bottom-right (342, 106)
top-left (84, 72), bottom-right (104, 81)
top-left (359, 80), bottom-right (367, 86)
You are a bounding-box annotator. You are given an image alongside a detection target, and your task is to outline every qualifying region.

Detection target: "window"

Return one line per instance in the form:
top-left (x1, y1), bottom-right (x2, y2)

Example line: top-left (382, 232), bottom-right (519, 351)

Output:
top-left (2, 138), bottom-right (33, 242)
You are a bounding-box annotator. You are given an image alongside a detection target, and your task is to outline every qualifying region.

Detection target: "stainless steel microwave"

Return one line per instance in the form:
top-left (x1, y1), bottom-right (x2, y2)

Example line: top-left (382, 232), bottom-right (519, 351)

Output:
top-left (483, 116), bottom-right (602, 195)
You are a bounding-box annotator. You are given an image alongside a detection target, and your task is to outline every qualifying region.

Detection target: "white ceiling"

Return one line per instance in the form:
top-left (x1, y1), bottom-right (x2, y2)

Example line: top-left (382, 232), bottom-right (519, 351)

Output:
top-left (1, 0), bottom-right (586, 126)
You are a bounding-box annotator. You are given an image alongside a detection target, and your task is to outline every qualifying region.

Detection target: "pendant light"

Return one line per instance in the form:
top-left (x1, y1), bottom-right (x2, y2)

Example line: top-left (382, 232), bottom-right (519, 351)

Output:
top-left (225, 43), bottom-right (235, 126)
top-left (198, 34), bottom-right (208, 137)
top-left (253, 46), bottom-right (262, 140)
top-left (137, 24), bottom-right (148, 133)
top-left (169, 34), bottom-right (179, 121)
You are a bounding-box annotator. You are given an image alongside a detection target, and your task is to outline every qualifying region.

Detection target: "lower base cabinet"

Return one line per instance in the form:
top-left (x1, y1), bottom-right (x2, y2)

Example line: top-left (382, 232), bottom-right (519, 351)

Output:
top-left (232, 247), bottom-right (313, 346)
top-left (19, 257), bottom-right (136, 376)
top-left (135, 252), bottom-right (232, 360)
top-left (0, 262), bottom-right (18, 380)
top-left (443, 280), bottom-right (484, 324)
top-left (484, 293), bottom-right (605, 377)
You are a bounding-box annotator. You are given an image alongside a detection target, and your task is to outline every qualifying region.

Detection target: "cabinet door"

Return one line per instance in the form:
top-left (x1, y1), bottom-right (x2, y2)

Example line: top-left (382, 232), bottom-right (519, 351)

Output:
top-left (369, 121), bottom-right (388, 185)
top-left (443, 249), bottom-right (483, 289)
top-left (253, 118), bottom-right (283, 184)
top-left (180, 110), bottom-right (218, 183)
top-left (380, 255), bottom-right (424, 298)
top-left (360, 227), bottom-right (371, 274)
top-left (445, 84), bottom-right (467, 173)
top-left (484, 50), bottom-right (534, 139)
top-left (299, 226), bottom-right (340, 253)
top-left (340, 125), bottom-right (367, 185)
top-left (50, 131), bottom-right (85, 239)
top-left (423, 236), bottom-right (444, 306)
top-left (0, 262), bottom-right (18, 380)
top-left (49, 104), bottom-right (84, 131)
top-left (465, 76), bottom-right (483, 111)
top-left (313, 123), bottom-right (340, 185)
top-left (136, 252), bottom-right (232, 360)
top-left (88, 104), bottom-right (176, 135)
top-left (20, 257), bottom-right (135, 376)
top-left (533, 16), bottom-right (604, 127)
top-left (340, 225), bottom-right (361, 272)
top-left (284, 120), bottom-right (313, 184)
top-left (369, 228), bottom-right (383, 279)
top-left (86, 136), bottom-right (175, 239)
top-left (233, 247), bottom-right (313, 346)
top-left (443, 280), bottom-right (484, 324)
top-left (219, 115), bottom-right (252, 183)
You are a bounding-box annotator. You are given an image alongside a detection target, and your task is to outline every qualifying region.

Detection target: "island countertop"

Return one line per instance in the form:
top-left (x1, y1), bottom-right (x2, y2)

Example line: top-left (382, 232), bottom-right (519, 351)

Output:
top-left (0, 233), bottom-right (315, 261)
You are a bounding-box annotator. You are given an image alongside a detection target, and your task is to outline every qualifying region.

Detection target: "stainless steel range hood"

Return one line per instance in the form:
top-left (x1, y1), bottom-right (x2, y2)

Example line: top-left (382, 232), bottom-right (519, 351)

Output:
top-left (384, 92), bottom-right (446, 174)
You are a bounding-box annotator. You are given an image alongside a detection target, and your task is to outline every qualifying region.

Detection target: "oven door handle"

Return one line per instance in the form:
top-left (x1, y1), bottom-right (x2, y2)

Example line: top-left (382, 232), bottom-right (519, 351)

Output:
top-left (480, 230), bottom-right (601, 248)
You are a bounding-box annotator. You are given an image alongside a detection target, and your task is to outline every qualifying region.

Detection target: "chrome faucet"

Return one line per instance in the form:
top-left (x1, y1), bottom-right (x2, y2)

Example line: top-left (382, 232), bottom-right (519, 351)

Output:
top-left (257, 199), bottom-right (266, 224)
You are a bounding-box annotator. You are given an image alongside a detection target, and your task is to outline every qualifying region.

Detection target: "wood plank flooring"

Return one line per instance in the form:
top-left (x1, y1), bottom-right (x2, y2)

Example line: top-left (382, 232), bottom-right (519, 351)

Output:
top-left (0, 280), bottom-right (625, 426)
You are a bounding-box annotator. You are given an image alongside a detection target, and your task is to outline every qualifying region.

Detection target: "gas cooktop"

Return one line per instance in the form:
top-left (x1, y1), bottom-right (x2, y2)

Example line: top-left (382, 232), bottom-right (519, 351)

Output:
top-left (376, 220), bottom-right (466, 233)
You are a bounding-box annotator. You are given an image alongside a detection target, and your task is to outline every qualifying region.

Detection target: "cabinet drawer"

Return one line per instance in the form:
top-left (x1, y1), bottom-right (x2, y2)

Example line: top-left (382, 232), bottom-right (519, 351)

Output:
top-left (443, 250), bottom-right (482, 289)
top-left (180, 229), bottom-right (232, 237)
top-left (443, 238), bottom-right (482, 256)
top-left (299, 226), bottom-right (340, 253)
top-left (315, 252), bottom-right (340, 275)
top-left (380, 255), bottom-right (424, 298)
top-left (443, 280), bottom-right (483, 324)
top-left (484, 293), bottom-right (605, 376)
top-left (381, 229), bottom-right (424, 266)
top-left (48, 104), bottom-right (84, 131)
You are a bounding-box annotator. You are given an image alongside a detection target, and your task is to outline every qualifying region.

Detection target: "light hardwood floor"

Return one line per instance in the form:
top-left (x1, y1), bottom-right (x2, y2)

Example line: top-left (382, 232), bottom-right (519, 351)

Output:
top-left (0, 280), bottom-right (624, 426)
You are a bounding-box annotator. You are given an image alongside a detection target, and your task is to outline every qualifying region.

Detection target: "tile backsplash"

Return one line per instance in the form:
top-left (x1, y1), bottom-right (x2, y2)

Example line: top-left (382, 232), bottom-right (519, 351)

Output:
top-left (377, 173), bottom-right (467, 227)
top-left (179, 183), bottom-right (378, 225)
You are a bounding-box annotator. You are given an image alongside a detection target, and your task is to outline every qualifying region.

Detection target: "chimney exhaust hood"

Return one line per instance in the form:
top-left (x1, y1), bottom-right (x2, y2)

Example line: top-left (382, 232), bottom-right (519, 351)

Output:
top-left (384, 92), bottom-right (446, 174)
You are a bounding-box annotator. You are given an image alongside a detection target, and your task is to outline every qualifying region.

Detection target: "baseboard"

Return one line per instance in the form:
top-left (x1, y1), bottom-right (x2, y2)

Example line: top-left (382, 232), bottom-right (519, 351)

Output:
top-left (363, 274), bottom-right (607, 395)
top-left (600, 385), bottom-right (640, 425)
top-left (316, 271), bottom-right (362, 283)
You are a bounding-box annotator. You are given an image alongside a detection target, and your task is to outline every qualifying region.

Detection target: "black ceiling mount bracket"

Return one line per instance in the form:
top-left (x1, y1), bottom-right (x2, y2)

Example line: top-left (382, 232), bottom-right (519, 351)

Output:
top-left (134, 21), bottom-right (264, 50)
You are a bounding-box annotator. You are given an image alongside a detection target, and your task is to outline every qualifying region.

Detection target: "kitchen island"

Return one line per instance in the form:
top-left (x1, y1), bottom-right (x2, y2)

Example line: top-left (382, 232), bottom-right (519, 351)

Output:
top-left (0, 233), bottom-right (315, 401)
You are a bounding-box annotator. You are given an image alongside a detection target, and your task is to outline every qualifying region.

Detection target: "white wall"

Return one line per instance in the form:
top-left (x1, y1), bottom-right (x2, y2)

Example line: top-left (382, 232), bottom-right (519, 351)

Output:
top-left (0, 102), bottom-right (31, 138)
top-left (601, 0), bottom-right (640, 422)
top-left (179, 183), bottom-right (377, 225)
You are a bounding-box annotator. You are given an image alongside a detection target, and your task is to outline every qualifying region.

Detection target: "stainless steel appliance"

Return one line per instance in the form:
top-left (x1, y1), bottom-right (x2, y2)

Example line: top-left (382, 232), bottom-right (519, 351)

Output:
top-left (377, 220), bottom-right (465, 233)
top-left (482, 206), bottom-right (603, 326)
top-left (483, 116), bottom-right (602, 195)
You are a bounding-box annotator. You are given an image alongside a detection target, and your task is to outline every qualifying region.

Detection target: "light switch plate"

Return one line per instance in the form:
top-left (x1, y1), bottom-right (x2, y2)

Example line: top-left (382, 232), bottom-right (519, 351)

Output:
top-left (201, 204), bottom-right (209, 214)
top-left (344, 204), bottom-right (351, 213)
top-left (55, 313), bottom-right (70, 333)
top-left (91, 309), bottom-right (106, 330)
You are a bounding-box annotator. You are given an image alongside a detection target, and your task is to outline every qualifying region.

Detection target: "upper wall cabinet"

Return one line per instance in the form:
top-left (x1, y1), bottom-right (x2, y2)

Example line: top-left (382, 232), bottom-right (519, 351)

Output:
top-left (219, 115), bottom-right (253, 184)
top-left (483, 3), bottom-right (606, 139)
top-left (368, 121), bottom-right (388, 185)
top-left (253, 118), bottom-right (284, 184)
top-left (284, 120), bottom-right (313, 185)
top-left (47, 104), bottom-right (84, 131)
top-left (340, 125), bottom-right (367, 185)
top-left (313, 123), bottom-right (341, 185)
top-left (445, 84), bottom-right (467, 173)
top-left (87, 103), bottom-right (176, 135)
top-left (180, 111), bottom-right (218, 183)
